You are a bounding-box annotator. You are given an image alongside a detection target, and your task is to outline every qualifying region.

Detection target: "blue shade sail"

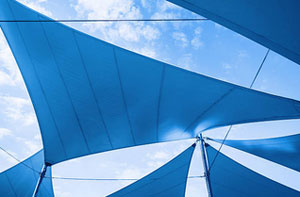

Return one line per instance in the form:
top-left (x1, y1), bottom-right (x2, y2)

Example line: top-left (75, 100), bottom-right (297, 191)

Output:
top-left (108, 144), bottom-right (196, 197)
top-left (1, 0), bottom-right (300, 165)
top-left (168, 0), bottom-right (300, 65)
top-left (206, 145), bottom-right (300, 197)
top-left (211, 134), bottom-right (300, 172)
top-left (0, 150), bottom-right (54, 197)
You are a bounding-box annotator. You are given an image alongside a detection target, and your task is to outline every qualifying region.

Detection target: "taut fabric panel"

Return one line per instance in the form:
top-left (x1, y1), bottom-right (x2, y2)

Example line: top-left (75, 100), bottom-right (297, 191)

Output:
top-left (206, 145), bottom-right (300, 197)
top-left (212, 134), bottom-right (300, 172)
top-left (1, 0), bottom-right (300, 164)
top-left (0, 150), bottom-right (54, 197)
top-left (168, 0), bottom-right (300, 65)
top-left (108, 144), bottom-right (196, 197)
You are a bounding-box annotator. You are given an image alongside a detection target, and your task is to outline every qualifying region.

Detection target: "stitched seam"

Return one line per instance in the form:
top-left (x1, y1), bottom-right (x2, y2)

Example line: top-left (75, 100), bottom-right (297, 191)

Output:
top-left (156, 65), bottom-right (166, 142)
top-left (72, 31), bottom-right (114, 149)
top-left (112, 47), bottom-right (136, 145)
top-left (39, 18), bottom-right (91, 153)
top-left (5, 173), bottom-right (17, 197)
top-left (5, 1), bottom-right (68, 160)
top-left (184, 88), bottom-right (234, 132)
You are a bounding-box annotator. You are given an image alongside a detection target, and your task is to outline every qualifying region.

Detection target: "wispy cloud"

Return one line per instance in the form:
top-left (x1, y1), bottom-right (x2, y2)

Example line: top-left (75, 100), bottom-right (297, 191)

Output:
top-left (222, 50), bottom-right (249, 76)
top-left (73, 0), bottom-right (160, 43)
top-left (0, 30), bottom-right (22, 87)
top-left (133, 46), bottom-right (157, 58)
top-left (113, 165), bottom-right (145, 187)
top-left (146, 150), bottom-right (170, 168)
top-left (222, 63), bottom-right (232, 74)
top-left (0, 128), bottom-right (12, 139)
top-left (177, 53), bottom-right (196, 70)
top-left (191, 27), bottom-right (204, 49)
top-left (172, 32), bottom-right (188, 48)
top-left (0, 149), bottom-right (18, 166)
top-left (16, 136), bottom-right (42, 154)
top-left (156, 0), bottom-right (180, 12)
top-left (0, 95), bottom-right (36, 126)
top-left (53, 186), bottom-right (72, 197)
top-left (18, 0), bottom-right (53, 16)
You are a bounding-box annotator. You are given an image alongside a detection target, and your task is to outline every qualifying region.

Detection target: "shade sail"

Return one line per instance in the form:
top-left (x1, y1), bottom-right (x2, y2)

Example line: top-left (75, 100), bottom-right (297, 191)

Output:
top-left (0, 150), bottom-right (54, 197)
top-left (211, 134), bottom-right (300, 172)
top-left (206, 144), bottom-right (300, 197)
top-left (108, 144), bottom-right (195, 197)
top-left (1, 0), bottom-right (300, 165)
top-left (168, 0), bottom-right (300, 65)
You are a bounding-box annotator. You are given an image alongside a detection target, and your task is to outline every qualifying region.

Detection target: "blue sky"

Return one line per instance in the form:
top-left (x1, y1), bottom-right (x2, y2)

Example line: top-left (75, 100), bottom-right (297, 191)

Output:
top-left (0, 0), bottom-right (300, 196)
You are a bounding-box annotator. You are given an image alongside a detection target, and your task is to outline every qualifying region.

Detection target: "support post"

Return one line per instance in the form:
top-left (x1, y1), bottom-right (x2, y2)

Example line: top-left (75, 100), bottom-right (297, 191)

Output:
top-left (199, 133), bottom-right (213, 197)
top-left (32, 163), bottom-right (49, 197)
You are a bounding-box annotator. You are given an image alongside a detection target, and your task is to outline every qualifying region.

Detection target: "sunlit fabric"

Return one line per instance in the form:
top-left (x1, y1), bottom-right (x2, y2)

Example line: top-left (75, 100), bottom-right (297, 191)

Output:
top-left (206, 145), bottom-right (300, 196)
top-left (109, 144), bottom-right (195, 197)
top-left (0, 150), bottom-right (54, 197)
top-left (211, 134), bottom-right (300, 172)
top-left (168, 0), bottom-right (300, 65)
top-left (1, 0), bottom-right (300, 165)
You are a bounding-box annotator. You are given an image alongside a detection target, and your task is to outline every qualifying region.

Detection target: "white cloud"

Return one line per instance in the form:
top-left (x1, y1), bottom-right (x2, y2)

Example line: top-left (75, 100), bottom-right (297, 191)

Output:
top-left (75, 0), bottom-right (140, 19)
top-left (146, 149), bottom-right (173, 169)
top-left (156, 0), bottom-right (180, 12)
top-left (150, 0), bottom-right (183, 30)
top-left (0, 149), bottom-right (18, 166)
top-left (134, 46), bottom-right (156, 58)
top-left (151, 11), bottom-right (178, 21)
top-left (73, 0), bottom-right (160, 43)
top-left (178, 53), bottom-right (195, 70)
top-left (141, 0), bottom-right (152, 10)
top-left (114, 167), bottom-right (144, 187)
top-left (222, 63), bottom-right (233, 75)
top-left (150, 151), bottom-right (169, 160)
top-left (191, 27), bottom-right (204, 49)
top-left (53, 186), bottom-right (73, 197)
top-left (0, 96), bottom-right (36, 126)
top-left (23, 139), bottom-right (41, 153)
top-left (17, 0), bottom-right (53, 16)
top-left (34, 134), bottom-right (41, 140)
top-left (172, 32), bottom-right (188, 48)
top-left (0, 70), bottom-right (15, 86)
top-left (238, 50), bottom-right (248, 58)
top-left (147, 160), bottom-right (164, 169)
top-left (0, 30), bottom-right (23, 87)
top-left (142, 25), bottom-right (160, 41)
top-left (117, 168), bottom-right (143, 179)
top-left (223, 63), bottom-right (232, 70)
top-left (16, 136), bottom-right (42, 154)
top-left (191, 37), bottom-right (203, 49)
top-left (0, 128), bottom-right (12, 139)
top-left (221, 50), bottom-right (249, 75)
top-left (117, 23), bottom-right (140, 42)
top-left (214, 22), bottom-right (228, 30)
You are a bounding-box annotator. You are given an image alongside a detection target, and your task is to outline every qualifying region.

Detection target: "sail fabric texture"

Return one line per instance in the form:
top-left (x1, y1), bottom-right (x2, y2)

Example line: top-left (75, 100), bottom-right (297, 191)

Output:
top-left (1, 0), bottom-right (300, 165)
top-left (212, 134), bottom-right (300, 172)
top-left (206, 144), bottom-right (300, 197)
top-left (167, 0), bottom-right (300, 65)
top-left (0, 150), bottom-right (54, 197)
top-left (108, 144), bottom-right (195, 197)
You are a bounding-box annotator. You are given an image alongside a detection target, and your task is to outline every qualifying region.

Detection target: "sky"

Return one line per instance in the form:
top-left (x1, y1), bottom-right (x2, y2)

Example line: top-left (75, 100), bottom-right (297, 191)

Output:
top-left (0, 0), bottom-right (300, 196)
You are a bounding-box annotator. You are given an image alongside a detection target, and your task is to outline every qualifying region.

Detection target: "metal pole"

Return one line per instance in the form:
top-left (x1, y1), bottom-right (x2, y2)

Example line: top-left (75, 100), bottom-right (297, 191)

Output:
top-left (32, 164), bottom-right (48, 197)
top-left (199, 133), bottom-right (213, 197)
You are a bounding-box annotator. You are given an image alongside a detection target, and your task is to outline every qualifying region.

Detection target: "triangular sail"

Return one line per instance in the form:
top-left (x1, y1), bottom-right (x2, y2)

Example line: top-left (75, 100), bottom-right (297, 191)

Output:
top-left (0, 150), bottom-right (54, 197)
top-left (108, 144), bottom-right (196, 197)
top-left (206, 144), bottom-right (300, 196)
top-left (1, 0), bottom-right (300, 165)
top-left (167, 0), bottom-right (300, 65)
top-left (211, 134), bottom-right (300, 172)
